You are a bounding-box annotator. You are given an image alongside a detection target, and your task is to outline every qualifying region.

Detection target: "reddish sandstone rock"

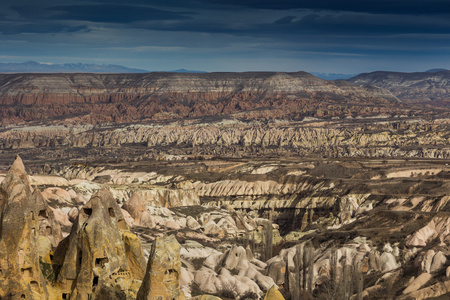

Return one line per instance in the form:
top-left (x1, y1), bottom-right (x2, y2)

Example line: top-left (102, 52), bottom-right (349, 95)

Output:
top-left (0, 72), bottom-right (401, 125)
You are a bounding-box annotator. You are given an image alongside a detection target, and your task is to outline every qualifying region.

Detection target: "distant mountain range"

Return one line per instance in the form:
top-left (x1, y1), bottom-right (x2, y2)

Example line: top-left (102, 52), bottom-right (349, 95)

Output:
top-left (425, 68), bottom-right (448, 73)
top-left (0, 61), bottom-right (148, 73)
top-left (167, 68), bottom-right (207, 73)
top-left (310, 72), bottom-right (357, 80)
top-left (0, 61), bottom-right (355, 79)
top-left (0, 61), bottom-right (207, 74)
top-left (0, 61), bottom-right (447, 80)
top-left (311, 69), bottom-right (449, 80)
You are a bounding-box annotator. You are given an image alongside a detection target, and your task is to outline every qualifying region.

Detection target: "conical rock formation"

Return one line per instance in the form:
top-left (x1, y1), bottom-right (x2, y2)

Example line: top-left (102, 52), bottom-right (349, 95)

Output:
top-left (55, 187), bottom-right (146, 299)
top-left (137, 235), bottom-right (186, 300)
top-left (0, 155), bottom-right (49, 299)
top-left (264, 285), bottom-right (285, 300)
top-left (34, 189), bottom-right (63, 250)
top-left (122, 192), bottom-right (155, 228)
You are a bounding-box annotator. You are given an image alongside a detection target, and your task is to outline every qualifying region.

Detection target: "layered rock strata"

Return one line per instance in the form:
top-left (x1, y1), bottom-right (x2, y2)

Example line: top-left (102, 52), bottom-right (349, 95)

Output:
top-left (0, 72), bottom-right (401, 125)
top-left (349, 70), bottom-right (450, 104)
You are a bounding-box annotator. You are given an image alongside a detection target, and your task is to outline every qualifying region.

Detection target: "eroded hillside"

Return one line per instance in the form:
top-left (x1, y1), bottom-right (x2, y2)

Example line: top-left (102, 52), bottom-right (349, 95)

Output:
top-left (349, 70), bottom-right (450, 107)
top-left (1, 71), bottom-right (450, 299)
top-left (0, 72), bottom-right (405, 125)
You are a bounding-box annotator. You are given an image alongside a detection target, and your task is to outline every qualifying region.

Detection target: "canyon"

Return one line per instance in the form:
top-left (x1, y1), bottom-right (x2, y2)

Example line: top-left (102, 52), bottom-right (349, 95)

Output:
top-left (0, 71), bottom-right (450, 299)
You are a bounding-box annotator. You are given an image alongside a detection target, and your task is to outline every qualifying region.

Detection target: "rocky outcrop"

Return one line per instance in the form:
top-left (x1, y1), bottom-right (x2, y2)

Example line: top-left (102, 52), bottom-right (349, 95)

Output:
top-left (122, 192), bottom-right (155, 228)
top-left (399, 279), bottom-right (450, 300)
top-left (116, 189), bottom-right (200, 207)
top-left (182, 243), bottom-right (274, 298)
top-left (54, 188), bottom-right (146, 299)
top-left (137, 235), bottom-right (185, 300)
top-left (0, 156), bottom-right (49, 299)
top-left (405, 216), bottom-right (450, 247)
top-left (2, 119), bottom-right (449, 160)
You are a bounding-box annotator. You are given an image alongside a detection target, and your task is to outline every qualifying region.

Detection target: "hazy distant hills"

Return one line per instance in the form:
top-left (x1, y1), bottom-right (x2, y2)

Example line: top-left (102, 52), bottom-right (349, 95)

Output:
top-left (425, 68), bottom-right (448, 73)
top-left (311, 72), bottom-right (357, 80)
top-left (0, 61), bottom-right (149, 73)
top-left (0, 62), bottom-right (356, 79)
top-left (0, 61), bottom-right (207, 74)
top-left (1, 61), bottom-right (447, 80)
top-left (348, 70), bottom-right (450, 105)
top-left (168, 69), bottom-right (207, 73)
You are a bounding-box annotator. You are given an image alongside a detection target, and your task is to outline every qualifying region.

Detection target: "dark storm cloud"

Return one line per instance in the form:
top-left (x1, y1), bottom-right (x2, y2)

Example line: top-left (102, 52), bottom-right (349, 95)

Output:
top-left (0, 23), bottom-right (89, 35)
top-left (199, 0), bottom-right (450, 15)
top-left (1, 0), bottom-right (449, 73)
top-left (270, 13), bottom-right (450, 36)
top-left (5, 0), bottom-right (449, 36)
top-left (274, 16), bottom-right (296, 25)
top-left (12, 4), bottom-right (192, 24)
top-left (4, 2), bottom-right (193, 34)
top-left (86, 0), bottom-right (450, 15)
top-left (132, 12), bottom-right (450, 39)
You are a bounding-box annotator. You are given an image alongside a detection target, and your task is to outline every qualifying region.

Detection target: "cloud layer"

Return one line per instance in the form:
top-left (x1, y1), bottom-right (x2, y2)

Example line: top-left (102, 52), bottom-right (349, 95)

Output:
top-left (0, 0), bottom-right (449, 73)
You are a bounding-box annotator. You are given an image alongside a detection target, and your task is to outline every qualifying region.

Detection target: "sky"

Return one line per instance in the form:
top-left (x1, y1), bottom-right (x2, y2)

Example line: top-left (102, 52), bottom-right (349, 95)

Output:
top-left (0, 0), bottom-right (450, 74)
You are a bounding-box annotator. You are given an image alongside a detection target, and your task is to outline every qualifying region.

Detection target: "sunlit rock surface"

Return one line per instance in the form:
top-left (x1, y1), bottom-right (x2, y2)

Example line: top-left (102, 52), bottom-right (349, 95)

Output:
top-left (0, 156), bottom-right (48, 299)
top-left (137, 235), bottom-right (185, 300)
top-left (54, 188), bottom-right (146, 299)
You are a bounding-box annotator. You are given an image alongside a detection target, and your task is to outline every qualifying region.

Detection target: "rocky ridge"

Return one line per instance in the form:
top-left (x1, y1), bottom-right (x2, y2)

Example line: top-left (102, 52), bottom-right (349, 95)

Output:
top-left (1, 119), bottom-right (449, 163)
top-left (0, 72), bottom-right (401, 124)
top-left (348, 70), bottom-right (450, 105)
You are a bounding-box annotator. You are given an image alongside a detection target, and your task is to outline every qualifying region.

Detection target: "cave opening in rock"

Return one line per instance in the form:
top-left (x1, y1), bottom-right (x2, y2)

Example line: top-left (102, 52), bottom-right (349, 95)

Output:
top-left (95, 257), bottom-right (108, 268)
top-left (30, 281), bottom-right (39, 290)
top-left (93, 275), bottom-right (99, 287)
top-left (108, 207), bottom-right (115, 218)
top-left (78, 251), bottom-right (82, 267)
top-left (83, 208), bottom-right (92, 216)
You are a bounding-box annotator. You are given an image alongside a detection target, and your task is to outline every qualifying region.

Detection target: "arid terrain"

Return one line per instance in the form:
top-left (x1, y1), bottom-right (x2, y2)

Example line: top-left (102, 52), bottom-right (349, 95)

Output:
top-left (1, 71), bottom-right (450, 299)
